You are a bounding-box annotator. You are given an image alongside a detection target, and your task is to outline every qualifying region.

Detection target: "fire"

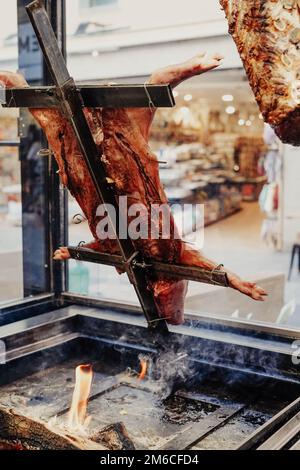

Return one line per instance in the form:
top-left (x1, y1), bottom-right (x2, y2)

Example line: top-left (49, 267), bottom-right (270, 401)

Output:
top-left (138, 358), bottom-right (148, 380)
top-left (68, 364), bottom-right (93, 430)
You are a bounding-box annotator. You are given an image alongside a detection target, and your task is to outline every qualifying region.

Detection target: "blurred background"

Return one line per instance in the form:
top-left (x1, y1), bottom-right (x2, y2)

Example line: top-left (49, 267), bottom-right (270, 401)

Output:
top-left (1, 0), bottom-right (300, 327)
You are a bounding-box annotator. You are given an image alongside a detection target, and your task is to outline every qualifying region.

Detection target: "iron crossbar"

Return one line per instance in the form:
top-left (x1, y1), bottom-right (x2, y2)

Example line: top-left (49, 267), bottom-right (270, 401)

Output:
top-left (0, 141), bottom-right (20, 147)
top-left (68, 247), bottom-right (229, 288)
top-left (4, 84), bottom-right (175, 109)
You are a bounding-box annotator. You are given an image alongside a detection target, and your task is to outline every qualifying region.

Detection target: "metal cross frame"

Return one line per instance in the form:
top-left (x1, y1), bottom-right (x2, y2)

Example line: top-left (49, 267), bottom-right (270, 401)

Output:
top-left (4, 0), bottom-right (229, 334)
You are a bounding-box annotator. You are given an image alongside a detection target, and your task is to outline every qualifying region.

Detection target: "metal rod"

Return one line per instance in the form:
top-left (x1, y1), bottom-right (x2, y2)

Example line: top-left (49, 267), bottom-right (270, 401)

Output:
top-left (257, 412), bottom-right (300, 450)
top-left (238, 396), bottom-right (300, 450)
top-left (46, 0), bottom-right (68, 298)
top-left (4, 84), bottom-right (175, 109)
top-left (26, 0), bottom-right (168, 333)
top-left (68, 247), bottom-right (229, 288)
top-left (290, 439), bottom-right (300, 450)
top-left (0, 141), bottom-right (20, 147)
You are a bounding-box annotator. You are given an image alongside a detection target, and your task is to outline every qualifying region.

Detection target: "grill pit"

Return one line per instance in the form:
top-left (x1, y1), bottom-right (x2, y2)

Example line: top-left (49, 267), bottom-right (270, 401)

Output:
top-left (0, 307), bottom-right (300, 450)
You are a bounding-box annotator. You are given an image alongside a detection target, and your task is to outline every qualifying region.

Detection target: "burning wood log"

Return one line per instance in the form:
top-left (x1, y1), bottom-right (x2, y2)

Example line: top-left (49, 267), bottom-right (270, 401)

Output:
top-left (138, 358), bottom-right (148, 381)
top-left (91, 422), bottom-right (136, 450)
top-left (0, 406), bottom-right (106, 450)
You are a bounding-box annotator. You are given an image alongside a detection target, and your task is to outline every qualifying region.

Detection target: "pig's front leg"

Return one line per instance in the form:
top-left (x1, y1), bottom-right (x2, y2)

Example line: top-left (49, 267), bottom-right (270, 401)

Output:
top-left (149, 52), bottom-right (223, 89)
top-left (180, 245), bottom-right (268, 302)
top-left (127, 52), bottom-right (223, 140)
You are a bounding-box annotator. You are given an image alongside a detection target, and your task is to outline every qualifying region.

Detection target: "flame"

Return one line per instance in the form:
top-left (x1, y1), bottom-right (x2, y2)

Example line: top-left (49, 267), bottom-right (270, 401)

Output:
top-left (138, 358), bottom-right (148, 380)
top-left (68, 364), bottom-right (93, 430)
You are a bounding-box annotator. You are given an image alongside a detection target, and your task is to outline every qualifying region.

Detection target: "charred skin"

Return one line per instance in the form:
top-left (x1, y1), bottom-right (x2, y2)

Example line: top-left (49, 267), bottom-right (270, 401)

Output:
top-left (220, 0), bottom-right (300, 146)
top-left (0, 54), bottom-right (267, 325)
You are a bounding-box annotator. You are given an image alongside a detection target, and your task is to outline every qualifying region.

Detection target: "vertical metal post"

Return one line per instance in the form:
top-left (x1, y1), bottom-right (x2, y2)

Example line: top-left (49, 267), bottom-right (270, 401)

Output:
top-left (18, 0), bottom-right (67, 297)
top-left (43, 0), bottom-right (68, 297)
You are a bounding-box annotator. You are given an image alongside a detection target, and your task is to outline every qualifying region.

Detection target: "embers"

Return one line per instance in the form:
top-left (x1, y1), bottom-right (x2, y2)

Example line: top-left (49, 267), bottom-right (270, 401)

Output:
top-left (162, 394), bottom-right (219, 426)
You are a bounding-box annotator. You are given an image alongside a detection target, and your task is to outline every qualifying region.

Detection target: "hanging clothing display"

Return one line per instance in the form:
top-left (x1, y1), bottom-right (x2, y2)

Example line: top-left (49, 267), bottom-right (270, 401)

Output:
top-left (260, 125), bottom-right (282, 249)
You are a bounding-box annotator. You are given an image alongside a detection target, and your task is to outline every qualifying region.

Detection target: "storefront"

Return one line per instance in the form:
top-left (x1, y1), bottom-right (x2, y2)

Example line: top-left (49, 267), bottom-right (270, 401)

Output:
top-left (0, 0), bottom-right (300, 454)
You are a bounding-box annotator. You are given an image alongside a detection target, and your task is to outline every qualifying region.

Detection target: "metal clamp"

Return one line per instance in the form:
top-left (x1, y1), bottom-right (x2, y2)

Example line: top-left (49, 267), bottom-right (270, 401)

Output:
top-left (211, 264), bottom-right (224, 277)
top-left (55, 77), bottom-right (84, 118)
top-left (38, 148), bottom-right (53, 157)
top-left (210, 264), bottom-right (229, 287)
top-left (148, 317), bottom-right (169, 325)
top-left (74, 241), bottom-right (86, 260)
top-left (123, 251), bottom-right (140, 284)
top-left (134, 259), bottom-right (153, 270)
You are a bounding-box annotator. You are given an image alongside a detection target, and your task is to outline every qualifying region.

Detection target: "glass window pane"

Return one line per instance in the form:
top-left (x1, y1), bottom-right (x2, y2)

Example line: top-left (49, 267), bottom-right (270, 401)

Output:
top-left (0, 1), bottom-right (51, 305)
top-left (65, 0), bottom-right (300, 330)
top-left (0, 2), bottom-right (20, 305)
top-left (68, 196), bottom-right (137, 302)
top-left (0, 112), bottom-right (22, 304)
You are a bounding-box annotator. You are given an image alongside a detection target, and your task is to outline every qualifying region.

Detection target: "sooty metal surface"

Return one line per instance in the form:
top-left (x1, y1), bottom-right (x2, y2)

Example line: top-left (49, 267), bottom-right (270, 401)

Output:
top-left (0, 337), bottom-right (299, 450)
top-left (0, 306), bottom-right (300, 450)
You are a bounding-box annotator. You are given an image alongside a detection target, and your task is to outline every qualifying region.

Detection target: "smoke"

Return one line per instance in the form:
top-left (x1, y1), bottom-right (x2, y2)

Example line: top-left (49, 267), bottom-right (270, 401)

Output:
top-left (144, 349), bottom-right (195, 400)
top-left (108, 322), bottom-right (296, 399)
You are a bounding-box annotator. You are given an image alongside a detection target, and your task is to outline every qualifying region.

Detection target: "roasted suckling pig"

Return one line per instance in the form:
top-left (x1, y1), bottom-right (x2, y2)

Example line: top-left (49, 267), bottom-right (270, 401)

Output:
top-left (0, 54), bottom-right (267, 324)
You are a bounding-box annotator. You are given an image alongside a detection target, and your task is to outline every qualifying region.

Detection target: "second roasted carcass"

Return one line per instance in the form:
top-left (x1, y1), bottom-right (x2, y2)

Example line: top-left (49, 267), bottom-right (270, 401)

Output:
top-left (220, 0), bottom-right (300, 146)
top-left (0, 54), bottom-right (267, 325)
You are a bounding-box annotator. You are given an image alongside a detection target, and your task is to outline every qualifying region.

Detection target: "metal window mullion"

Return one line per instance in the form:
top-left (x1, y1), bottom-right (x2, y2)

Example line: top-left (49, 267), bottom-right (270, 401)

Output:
top-left (43, 0), bottom-right (68, 298)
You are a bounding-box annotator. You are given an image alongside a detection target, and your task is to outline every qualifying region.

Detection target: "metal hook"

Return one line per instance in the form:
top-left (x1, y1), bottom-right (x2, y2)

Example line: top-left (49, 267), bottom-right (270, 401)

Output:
top-left (38, 148), bottom-right (53, 157)
top-left (134, 260), bottom-right (153, 269)
top-left (73, 213), bottom-right (87, 225)
top-left (210, 264), bottom-right (225, 285)
top-left (74, 241), bottom-right (86, 260)
top-left (144, 82), bottom-right (156, 113)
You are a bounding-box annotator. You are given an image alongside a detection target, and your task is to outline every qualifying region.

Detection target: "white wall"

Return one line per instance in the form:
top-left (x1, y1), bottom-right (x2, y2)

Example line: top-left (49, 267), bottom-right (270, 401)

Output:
top-left (0, 2), bottom-right (17, 42)
top-left (64, 0), bottom-right (234, 80)
top-left (0, 0), bottom-right (233, 77)
top-left (283, 145), bottom-right (300, 248)
top-left (67, 35), bottom-right (241, 81)
top-left (66, 0), bottom-right (225, 33)
top-left (115, 0), bottom-right (224, 29)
